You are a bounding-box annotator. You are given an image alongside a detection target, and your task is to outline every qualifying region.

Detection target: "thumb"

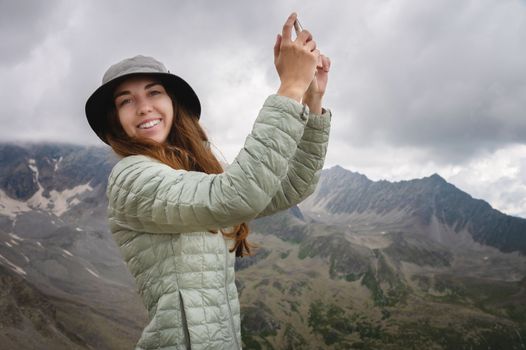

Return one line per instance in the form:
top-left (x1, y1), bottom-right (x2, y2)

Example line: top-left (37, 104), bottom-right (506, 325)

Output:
top-left (273, 34), bottom-right (282, 60)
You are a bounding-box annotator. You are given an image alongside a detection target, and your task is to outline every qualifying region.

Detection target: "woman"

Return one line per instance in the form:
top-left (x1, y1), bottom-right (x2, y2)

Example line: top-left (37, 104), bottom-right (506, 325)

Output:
top-left (85, 13), bottom-right (331, 350)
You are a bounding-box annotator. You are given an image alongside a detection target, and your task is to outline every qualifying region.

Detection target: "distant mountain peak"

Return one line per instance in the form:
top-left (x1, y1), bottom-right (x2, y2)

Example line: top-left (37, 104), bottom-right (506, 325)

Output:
top-left (326, 164), bottom-right (350, 172)
top-left (302, 165), bottom-right (526, 255)
top-left (325, 165), bottom-right (371, 181)
top-left (326, 166), bottom-right (449, 186)
top-left (428, 173), bottom-right (446, 183)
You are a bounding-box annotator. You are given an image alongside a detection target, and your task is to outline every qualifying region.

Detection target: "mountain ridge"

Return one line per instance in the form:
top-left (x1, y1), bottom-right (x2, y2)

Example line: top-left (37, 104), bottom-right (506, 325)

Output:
top-left (303, 165), bottom-right (526, 255)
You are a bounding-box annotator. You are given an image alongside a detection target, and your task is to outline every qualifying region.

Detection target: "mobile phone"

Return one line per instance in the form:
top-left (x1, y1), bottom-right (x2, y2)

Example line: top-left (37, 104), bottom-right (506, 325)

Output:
top-left (293, 18), bottom-right (303, 36)
top-left (294, 17), bottom-right (323, 68)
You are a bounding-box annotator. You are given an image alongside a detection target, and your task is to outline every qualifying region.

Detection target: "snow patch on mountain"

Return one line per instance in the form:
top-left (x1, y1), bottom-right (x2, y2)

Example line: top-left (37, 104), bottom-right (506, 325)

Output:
top-left (9, 233), bottom-right (24, 241)
top-left (86, 267), bottom-right (100, 278)
top-left (0, 253), bottom-right (27, 276)
top-left (28, 158), bottom-right (37, 175)
top-left (26, 158), bottom-right (46, 210)
top-left (62, 248), bottom-right (73, 257)
top-left (0, 189), bottom-right (31, 217)
top-left (26, 182), bottom-right (93, 216)
top-left (48, 183), bottom-right (93, 216)
top-left (2, 158), bottom-right (95, 216)
top-left (53, 156), bottom-right (63, 171)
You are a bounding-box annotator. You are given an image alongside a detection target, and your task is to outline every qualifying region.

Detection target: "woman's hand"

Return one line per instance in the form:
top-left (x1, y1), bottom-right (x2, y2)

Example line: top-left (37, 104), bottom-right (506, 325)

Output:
top-left (303, 55), bottom-right (331, 114)
top-left (274, 13), bottom-right (320, 102)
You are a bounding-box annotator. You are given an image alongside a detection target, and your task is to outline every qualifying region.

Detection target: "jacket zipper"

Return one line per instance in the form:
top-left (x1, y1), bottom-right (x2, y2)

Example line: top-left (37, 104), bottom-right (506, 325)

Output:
top-left (224, 238), bottom-right (241, 349)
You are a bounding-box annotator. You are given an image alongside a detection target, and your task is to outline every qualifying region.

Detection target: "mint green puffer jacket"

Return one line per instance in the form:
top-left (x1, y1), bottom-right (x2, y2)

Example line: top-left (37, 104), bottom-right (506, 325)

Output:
top-left (106, 94), bottom-right (331, 349)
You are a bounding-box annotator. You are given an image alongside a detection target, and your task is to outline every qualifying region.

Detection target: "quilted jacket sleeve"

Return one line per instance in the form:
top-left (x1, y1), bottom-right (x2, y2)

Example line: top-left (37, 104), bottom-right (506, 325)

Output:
top-left (106, 94), bottom-right (309, 234)
top-left (255, 109), bottom-right (331, 218)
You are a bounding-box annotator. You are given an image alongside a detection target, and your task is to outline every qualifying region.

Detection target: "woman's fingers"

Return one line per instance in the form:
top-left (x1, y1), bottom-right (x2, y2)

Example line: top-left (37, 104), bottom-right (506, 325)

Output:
top-left (296, 29), bottom-right (313, 45)
top-left (317, 55), bottom-right (323, 69)
top-left (318, 55), bottom-right (330, 72)
top-left (281, 13), bottom-right (297, 42)
top-left (314, 55), bottom-right (331, 71)
top-left (275, 13), bottom-right (325, 101)
top-left (312, 49), bottom-right (321, 59)
top-left (305, 39), bottom-right (316, 52)
top-left (323, 56), bottom-right (331, 72)
top-left (280, 13), bottom-right (317, 53)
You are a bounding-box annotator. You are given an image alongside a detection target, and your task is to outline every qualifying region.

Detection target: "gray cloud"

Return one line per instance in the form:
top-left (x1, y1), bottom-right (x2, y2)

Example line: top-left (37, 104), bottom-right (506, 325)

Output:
top-left (0, 0), bottom-right (299, 144)
top-left (0, 0), bottom-right (66, 65)
top-left (1, 0), bottom-right (525, 216)
top-left (325, 0), bottom-right (526, 163)
top-left (2, 0), bottom-right (525, 158)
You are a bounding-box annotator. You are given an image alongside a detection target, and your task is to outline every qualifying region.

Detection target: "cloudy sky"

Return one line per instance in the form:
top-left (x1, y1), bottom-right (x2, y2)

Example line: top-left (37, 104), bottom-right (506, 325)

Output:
top-left (1, 0), bottom-right (526, 218)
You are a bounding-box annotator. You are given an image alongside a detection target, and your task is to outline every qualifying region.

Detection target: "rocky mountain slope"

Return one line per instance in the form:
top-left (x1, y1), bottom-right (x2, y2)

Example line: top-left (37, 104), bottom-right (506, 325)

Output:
top-left (0, 143), bottom-right (146, 349)
top-left (0, 143), bottom-right (525, 349)
top-left (301, 165), bottom-right (526, 254)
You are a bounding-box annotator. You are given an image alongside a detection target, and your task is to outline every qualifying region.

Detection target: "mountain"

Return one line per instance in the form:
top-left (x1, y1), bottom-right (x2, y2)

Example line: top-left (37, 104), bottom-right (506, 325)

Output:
top-left (0, 143), bottom-right (147, 349)
top-left (242, 166), bottom-right (526, 349)
top-left (301, 165), bottom-right (526, 254)
top-left (0, 143), bottom-right (525, 349)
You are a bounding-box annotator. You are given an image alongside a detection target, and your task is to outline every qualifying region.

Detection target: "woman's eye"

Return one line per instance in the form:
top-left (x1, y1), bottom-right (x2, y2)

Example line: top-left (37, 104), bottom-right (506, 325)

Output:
top-left (149, 90), bottom-right (161, 96)
top-left (118, 98), bottom-right (131, 107)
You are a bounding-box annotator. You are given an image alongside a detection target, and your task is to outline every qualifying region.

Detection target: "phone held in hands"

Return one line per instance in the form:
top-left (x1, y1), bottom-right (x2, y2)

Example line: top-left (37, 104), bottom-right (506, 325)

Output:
top-left (294, 17), bottom-right (322, 69)
top-left (293, 18), bottom-right (303, 36)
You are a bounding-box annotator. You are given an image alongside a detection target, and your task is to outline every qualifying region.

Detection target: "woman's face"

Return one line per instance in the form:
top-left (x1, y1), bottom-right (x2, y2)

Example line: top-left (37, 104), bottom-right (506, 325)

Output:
top-left (113, 76), bottom-right (174, 143)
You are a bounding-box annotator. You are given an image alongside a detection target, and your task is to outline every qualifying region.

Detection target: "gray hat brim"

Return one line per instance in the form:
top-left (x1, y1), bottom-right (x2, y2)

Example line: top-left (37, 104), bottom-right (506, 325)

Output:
top-left (85, 71), bottom-right (201, 145)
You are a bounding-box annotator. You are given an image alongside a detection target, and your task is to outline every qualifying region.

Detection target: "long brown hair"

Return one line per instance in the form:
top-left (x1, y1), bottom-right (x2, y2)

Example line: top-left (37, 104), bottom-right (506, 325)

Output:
top-left (105, 85), bottom-right (252, 257)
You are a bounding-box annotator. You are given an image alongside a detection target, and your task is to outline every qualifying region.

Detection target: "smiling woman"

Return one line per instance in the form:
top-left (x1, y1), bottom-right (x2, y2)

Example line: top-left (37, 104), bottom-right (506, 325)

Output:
top-left (84, 12), bottom-right (332, 350)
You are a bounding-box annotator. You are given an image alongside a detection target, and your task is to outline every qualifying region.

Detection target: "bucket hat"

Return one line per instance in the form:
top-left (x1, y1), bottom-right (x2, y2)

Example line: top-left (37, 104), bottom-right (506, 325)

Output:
top-left (85, 55), bottom-right (201, 144)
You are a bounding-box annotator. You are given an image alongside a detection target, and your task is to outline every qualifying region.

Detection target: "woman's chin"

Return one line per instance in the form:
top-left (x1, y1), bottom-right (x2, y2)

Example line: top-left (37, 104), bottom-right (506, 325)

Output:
top-left (135, 130), bottom-right (168, 144)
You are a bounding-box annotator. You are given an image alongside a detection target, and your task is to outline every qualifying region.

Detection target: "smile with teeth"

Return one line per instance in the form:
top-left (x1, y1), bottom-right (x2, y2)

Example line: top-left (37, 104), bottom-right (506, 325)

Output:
top-left (138, 119), bottom-right (162, 129)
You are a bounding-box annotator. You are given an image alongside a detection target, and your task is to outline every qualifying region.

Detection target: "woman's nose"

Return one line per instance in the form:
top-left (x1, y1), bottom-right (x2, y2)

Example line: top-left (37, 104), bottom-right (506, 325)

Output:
top-left (136, 98), bottom-right (153, 116)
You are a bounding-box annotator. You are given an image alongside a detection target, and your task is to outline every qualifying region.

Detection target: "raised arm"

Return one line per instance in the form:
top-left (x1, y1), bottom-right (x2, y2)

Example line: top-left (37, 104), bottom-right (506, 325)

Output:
top-left (256, 109), bottom-right (331, 218)
top-left (256, 21), bottom-right (333, 218)
top-left (107, 95), bottom-right (309, 234)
